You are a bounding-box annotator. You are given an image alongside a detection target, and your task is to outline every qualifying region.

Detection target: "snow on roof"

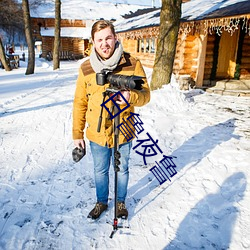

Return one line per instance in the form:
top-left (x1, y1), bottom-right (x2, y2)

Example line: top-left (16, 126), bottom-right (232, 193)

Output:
top-left (114, 8), bottom-right (160, 32)
top-left (40, 27), bottom-right (91, 39)
top-left (182, 0), bottom-right (250, 21)
top-left (30, 0), bottom-right (151, 20)
top-left (114, 0), bottom-right (250, 32)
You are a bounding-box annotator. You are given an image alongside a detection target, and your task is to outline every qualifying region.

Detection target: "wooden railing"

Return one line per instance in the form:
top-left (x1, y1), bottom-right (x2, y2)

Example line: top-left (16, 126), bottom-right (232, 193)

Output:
top-left (46, 51), bottom-right (83, 61)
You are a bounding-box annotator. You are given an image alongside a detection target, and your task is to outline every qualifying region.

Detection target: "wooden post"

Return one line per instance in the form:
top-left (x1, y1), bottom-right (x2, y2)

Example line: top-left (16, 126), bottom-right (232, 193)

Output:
top-left (195, 32), bottom-right (207, 88)
top-left (144, 38), bottom-right (146, 54)
top-left (139, 39), bottom-right (142, 53)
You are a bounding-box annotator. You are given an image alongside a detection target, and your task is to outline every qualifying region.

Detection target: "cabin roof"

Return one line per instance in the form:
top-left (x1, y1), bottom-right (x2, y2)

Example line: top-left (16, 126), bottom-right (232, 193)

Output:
top-left (182, 0), bottom-right (250, 21)
top-left (115, 8), bottom-right (160, 33)
top-left (40, 27), bottom-right (91, 39)
top-left (115, 0), bottom-right (250, 32)
top-left (30, 0), bottom-right (151, 20)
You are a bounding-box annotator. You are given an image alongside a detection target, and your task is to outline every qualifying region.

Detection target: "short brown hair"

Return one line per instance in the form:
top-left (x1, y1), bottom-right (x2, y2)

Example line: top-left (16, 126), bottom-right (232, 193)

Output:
top-left (91, 20), bottom-right (116, 40)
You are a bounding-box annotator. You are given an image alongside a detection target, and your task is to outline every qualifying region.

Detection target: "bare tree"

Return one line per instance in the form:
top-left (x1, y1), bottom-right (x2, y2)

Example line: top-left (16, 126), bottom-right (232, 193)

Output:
top-left (29, 0), bottom-right (47, 8)
top-left (22, 0), bottom-right (35, 75)
top-left (53, 0), bottom-right (61, 70)
top-left (151, 0), bottom-right (182, 90)
top-left (0, 0), bottom-right (23, 71)
top-left (0, 37), bottom-right (11, 71)
top-left (0, 0), bottom-right (24, 39)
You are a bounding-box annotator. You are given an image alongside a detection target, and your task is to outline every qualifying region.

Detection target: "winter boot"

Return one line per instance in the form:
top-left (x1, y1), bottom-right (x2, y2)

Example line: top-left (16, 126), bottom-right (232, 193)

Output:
top-left (117, 202), bottom-right (128, 219)
top-left (87, 202), bottom-right (108, 220)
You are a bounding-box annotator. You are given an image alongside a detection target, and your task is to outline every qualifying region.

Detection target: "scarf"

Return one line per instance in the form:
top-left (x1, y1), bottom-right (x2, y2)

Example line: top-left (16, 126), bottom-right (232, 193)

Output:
top-left (90, 41), bottom-right (123, 73)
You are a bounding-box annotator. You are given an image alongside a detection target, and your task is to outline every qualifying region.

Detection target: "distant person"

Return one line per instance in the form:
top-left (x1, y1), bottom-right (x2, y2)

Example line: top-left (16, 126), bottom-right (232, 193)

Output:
top-left (8, 46), bottom-right (14, 54)
top-left (72, 20), bottom-right (150, 220)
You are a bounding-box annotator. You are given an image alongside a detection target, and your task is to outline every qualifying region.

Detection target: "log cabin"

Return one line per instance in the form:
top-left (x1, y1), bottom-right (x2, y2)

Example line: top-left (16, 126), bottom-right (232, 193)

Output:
top-left (115, 0), bottom-right (250, 92)
top-left (30, 1), bottom-right (152, 61)
top-left (31, 18), bottom-right (92, 60)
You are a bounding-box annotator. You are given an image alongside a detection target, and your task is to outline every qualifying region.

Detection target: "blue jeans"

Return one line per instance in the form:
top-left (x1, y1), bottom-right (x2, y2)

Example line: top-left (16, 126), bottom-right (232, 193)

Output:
top-left (90, 141), bottom-right (132, 205)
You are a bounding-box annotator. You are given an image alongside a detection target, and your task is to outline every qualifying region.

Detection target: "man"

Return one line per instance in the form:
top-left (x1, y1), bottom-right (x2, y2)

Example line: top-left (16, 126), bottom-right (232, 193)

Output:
top-left (73, 20), bottom-right (150, 220)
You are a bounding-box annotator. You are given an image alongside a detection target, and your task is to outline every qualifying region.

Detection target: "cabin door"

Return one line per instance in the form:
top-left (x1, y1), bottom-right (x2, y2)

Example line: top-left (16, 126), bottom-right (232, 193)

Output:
top-left (216, 30), bottom-right (239, 79)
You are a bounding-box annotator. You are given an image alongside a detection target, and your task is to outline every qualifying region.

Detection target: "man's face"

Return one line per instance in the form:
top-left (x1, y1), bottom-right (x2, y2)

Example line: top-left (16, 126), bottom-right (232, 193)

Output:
top-left (93, 27), bottom-right (117, 60)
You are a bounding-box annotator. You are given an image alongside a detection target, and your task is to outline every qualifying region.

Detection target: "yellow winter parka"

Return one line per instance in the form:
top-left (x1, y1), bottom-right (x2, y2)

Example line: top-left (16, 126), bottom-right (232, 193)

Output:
top-left (72, 52), bottom-right (150, 148)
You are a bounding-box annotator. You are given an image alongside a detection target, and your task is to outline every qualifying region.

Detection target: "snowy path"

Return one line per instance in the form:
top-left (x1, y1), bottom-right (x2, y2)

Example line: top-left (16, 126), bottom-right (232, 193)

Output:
top-left (0, 59), bottom-right (250, 249)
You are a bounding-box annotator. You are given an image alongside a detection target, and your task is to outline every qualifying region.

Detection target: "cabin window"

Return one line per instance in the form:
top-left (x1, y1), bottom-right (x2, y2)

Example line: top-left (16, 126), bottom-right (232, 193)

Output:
top-left (150, 38), bottom-right (155, 53)
top-left (137, 38), bottom-right (156, 54)
top-left (137, 39), bottom-right (143, 53)
top-left (137, 39), bottom-right (141, 53)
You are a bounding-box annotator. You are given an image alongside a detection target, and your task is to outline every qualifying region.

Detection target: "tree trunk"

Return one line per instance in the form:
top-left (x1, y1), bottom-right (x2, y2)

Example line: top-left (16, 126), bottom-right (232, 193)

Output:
top-left (151, 0), bottom-right (182, 90)
top-left (0, 37), bottom-right (11, 71)
top-left (53, 0), bottom-right (61, 70)
top-left (22, 0), bottom-right (35, 75)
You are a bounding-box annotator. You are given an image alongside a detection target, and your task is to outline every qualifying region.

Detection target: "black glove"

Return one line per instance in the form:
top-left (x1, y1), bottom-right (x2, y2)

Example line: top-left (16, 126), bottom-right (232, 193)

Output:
top-left (72, 146), bottom-right (86, 162)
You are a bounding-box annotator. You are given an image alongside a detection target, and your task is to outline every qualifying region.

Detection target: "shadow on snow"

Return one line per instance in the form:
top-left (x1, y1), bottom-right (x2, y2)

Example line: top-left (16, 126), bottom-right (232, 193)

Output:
top-left (164, 172), bottom-right (247, 249)
top-left (0, 100), bottom-right (73, 117)
top-left (128, 118), bottom-right (240, 215)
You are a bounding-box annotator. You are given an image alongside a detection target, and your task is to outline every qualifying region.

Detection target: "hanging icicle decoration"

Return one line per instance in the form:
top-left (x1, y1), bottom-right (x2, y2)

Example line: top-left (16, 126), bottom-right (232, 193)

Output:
top-left (207, 19), bottom-right (213, 35)
top-left (214, 19), bottom-right (223, 36)
top-left (179, 16), bottom-right (250, 37)
top-left (118, 15), bottom-right (250, 41)
top-left (242, 16), bottom-right (250, 36)
top-left (179, 21), bottom-right (193, 36)
top-left (223, 17), bottom-right (240, 36)
top-left (117, 26), bottom-right (160, 40)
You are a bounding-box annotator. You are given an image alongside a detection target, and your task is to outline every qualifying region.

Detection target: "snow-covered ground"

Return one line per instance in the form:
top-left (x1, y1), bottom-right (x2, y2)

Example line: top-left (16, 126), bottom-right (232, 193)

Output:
top-left (0, 50), bottom-right (250, 250)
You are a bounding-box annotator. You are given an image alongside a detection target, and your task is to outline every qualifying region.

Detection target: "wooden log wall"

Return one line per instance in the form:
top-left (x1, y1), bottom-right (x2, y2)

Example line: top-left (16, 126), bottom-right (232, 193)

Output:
top-left (173, 34), bottom-right (199, 80)
top-left (134, 53), bottom-right (155, 68)
top-left (120, 39), bottom-right (137, 54)
top-left (120, 31), bottom-right (200, 77)
top-left (41, 37), bottom-right (53, 58)
top-left (173, 34), bottom-right (185, 75)
top-left (41, 37), bottom-right (86, 58)
top-left (72, 38), bottom-right (87, 55)
top-left (61, 38), bottom-right (74, 52)
top-left (120, 38), bottom-right (156, 68)
top-left (183, 35), bottom-right (198, 79)
top-left (32, 18), bottom-right (86, 29)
